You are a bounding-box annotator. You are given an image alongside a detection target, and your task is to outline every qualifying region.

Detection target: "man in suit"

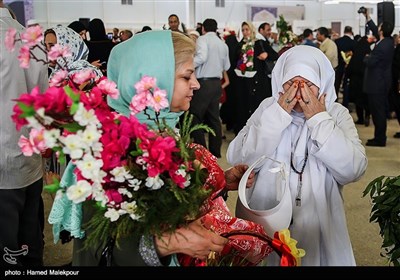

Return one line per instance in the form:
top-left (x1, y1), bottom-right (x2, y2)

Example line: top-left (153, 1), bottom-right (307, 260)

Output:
top-left (362, 9), bottom-right (394, 147)
top-left (257, 22), bottom-right (279, 78)
top-left (335, 26), bottom-right (356, 108)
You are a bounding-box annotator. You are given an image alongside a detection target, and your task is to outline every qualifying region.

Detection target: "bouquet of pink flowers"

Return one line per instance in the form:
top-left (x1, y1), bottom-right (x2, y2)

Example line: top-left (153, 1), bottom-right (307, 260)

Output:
top-left (6, 26), bottom-right (305, 266)
top-left (7, 26), bottom-right (214, 248)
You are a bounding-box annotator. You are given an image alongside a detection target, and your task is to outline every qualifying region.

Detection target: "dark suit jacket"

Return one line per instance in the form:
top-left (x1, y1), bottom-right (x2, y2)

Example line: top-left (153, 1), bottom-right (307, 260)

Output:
top-left (363, 37), bottom-right (394, 95)
top-left (363, 19), bottom-right (394, 95)
top-left (335, 35), bottom-right (356, 67)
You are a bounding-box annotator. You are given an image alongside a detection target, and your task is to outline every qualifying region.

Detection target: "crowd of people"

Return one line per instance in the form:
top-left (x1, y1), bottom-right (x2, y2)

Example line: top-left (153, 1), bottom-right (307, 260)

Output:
top-left (1, 0), bottom-right (399, 267)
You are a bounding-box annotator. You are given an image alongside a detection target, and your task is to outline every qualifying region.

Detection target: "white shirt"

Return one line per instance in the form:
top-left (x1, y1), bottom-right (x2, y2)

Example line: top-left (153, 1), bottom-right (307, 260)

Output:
top-left (0, 8), bottom-right (49, 189)
top-left (194, 32), bottom-right (230, 79)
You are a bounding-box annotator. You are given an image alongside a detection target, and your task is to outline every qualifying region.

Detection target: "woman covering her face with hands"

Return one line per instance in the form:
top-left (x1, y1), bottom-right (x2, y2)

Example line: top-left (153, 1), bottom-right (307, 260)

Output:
top-left (227, 45), bottom-right (367, 266)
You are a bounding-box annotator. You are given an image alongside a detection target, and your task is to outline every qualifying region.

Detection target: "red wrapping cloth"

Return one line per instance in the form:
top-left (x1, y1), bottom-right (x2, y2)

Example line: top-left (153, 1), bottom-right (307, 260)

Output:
top-left (179, 145), bottom-right (301, 266)
top-left (177, 196), bottom-right (276, 266)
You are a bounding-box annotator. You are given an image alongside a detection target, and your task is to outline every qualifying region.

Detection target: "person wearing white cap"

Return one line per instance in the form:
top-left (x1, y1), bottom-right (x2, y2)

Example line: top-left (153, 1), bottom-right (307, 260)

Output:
top-left (227, 45), bottom-right (367, 266)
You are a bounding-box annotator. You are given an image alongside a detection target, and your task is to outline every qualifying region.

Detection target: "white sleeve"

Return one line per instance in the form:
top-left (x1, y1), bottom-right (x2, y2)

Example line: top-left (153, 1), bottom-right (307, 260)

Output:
top-left (227, 98), bottom-right (292, 166)
top-left (307, 104), bottom-right (368, 185)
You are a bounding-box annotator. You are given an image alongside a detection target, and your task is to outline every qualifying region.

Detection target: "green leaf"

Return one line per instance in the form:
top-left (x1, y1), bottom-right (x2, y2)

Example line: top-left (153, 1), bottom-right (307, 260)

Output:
top-left (44, 178), bottom-right (60, 193)
top-left (364, 174), bottom-right (400, 266)
top-left (64, 86), bottom-right (80, 102)
top-left (61, 122), bottom-right (84, 133)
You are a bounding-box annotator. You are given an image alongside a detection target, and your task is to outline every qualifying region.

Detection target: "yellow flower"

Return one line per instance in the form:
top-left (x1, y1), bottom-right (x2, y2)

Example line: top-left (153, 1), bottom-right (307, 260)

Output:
top-left (276, 229), bottom-right (306, 266)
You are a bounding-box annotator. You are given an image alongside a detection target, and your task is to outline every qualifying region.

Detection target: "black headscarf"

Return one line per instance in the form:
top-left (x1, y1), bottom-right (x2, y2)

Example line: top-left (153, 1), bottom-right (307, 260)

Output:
top-left (68, 21), bottom-right (86, 34)
top-left (88, 18), bottom-right (108, 41)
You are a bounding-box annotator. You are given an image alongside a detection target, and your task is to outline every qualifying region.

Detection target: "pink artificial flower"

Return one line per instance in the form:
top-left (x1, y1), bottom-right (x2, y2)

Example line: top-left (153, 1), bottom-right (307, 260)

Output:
top-left (18, 46), bottom-right (30, 68)
top-left (47, 44), bottom-right (71, 61)
top-left (11, 105), bottom-right (28, 131)
top-left (18, 128), bottom-right (46, 156)
top-left (129, 116), bottom-right (156, 140)
top-left (49, 70), bottom-right (68, 87)
top-left (169, 171), bottom-right (187, 189)
top-left (80, 86), bottom-right (104, 109)
top-left (246, 49), bottom-right (254, 56)
top-left (134, 76), bottom-right (156, 93)
top-left (142, 136), bottom-right (179, 177)
top-left (150, 88), bottom-right (169, 112)
top-left (71, 69), bottom-right (96, 85)
top-left (11, 86), bottom-right (42, 130)
top-left (20, 25), bottom-right (43, 47)
top-left (35, 86), bottom-right (71, 114)
top-left (97, 79), bottom-right (119, 99)
top-left (129, 91), bottom-right (150, 115)
top-left (105, 189), bottom-right (123, 204)
top-left (5, 28), bottom-right (17, 51)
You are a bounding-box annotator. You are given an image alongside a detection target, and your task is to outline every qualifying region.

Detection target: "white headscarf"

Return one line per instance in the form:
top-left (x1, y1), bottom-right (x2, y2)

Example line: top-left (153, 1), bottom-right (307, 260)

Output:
top-left (48, 26), bottom-right (102, 79)
top-left (270, 45), bottom-right (337, 167)
top-left (271, 45), bottom-right (337, 109)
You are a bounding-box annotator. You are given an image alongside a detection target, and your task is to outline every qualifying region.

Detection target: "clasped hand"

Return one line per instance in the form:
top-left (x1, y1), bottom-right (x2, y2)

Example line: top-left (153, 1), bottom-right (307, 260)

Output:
top-left (278, 80), bottom-right (326, 119)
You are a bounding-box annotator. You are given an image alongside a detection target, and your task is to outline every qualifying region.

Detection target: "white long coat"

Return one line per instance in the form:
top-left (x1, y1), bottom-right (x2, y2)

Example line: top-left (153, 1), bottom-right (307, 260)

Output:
top-left (227, 45), bottom-right (368, 266)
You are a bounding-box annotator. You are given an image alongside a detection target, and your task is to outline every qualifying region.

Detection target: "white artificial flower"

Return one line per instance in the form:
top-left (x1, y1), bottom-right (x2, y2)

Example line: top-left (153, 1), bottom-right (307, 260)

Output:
top-left (73, 103), bottom-right (99, 126)
top-left (60, 134), bottom-right (85, 159)
top-left (36, 108), bottom-right (54, 125)
top-left (26, 116), bottom-right (42, 130)
top-left (91, 183), bottom-right (108, 206)
top-left (43, 129), bottom-right (60, 148)
top-left (145, 176), bottom-right (164, 190)
top-left (128, 178), bottom-right (142, 191)
top-left (78, 125), bottom-right (102, 147)
top-left (110, 166), bottom-right (133, 183)
top-left (75, 154), bottom-right (103, 181)
top-left (176, 166), bottom-right (191, 187)
top-left (119, 201), bottom-right (140, 221)
top-left (66, 180), bottom-right (92, 204)
top-left (91, 142), bottom-right (103, 157)
top-left (118, 187), bottom-right (133, 198)
top-left (90, 170), bottom-right (107, 185)
top-left (104, 208), bottom-right (120, 222)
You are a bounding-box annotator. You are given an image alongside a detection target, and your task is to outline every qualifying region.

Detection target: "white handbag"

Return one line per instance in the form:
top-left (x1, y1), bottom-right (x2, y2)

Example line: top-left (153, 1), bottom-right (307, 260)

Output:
top-left (235, 155), bottom-right (293, 237)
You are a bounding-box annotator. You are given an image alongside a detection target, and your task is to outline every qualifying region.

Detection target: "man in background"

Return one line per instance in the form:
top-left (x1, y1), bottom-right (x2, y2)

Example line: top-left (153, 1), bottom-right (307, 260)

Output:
top-left (362, 9), bottom-right (394, 147)
top-left (119, 29), bottom-right (133, 42)
top-left (188, 18), bottom-right (230, 158)
top-left (167, 14), bottom-right (183, 33)
top-left (316, 26), bottom-right (338, 97)
top-left (0, 1), bottom-right (48, 266)
top-left (302, 28), bottom-right (317, 47)
top-left (335, 26), bottom-right (356, 108)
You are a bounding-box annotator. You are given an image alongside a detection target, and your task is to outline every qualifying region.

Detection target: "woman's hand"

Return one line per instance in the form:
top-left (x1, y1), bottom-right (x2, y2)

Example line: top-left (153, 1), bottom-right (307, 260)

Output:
top-left (297, 81), bottom-right (326, 119)
top-left (154, 218), bottom-right (227, 260)
top-left (278, 81), bottom-right (298, 114)
top-left (91, 60), bottom-right (102, 68)
top-left (225, 164), bottom-right (255, 190)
